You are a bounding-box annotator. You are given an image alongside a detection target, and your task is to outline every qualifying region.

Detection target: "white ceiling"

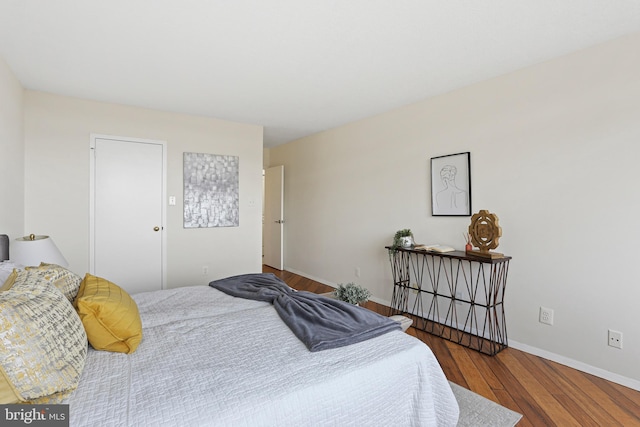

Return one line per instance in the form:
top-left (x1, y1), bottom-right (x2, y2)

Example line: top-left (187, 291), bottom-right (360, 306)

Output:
top-left (1, 1), bottom-right (639, 148)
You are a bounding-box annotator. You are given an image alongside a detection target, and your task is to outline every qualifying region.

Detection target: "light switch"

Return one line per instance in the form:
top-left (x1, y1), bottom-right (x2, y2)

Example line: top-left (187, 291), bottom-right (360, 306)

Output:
top-left (169, 196), bottom-right (176, 206)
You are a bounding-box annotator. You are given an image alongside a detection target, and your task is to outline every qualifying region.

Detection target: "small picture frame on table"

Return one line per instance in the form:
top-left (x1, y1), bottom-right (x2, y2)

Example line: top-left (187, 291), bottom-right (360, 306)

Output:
top-left (431, 152), bottom-right (471, 216)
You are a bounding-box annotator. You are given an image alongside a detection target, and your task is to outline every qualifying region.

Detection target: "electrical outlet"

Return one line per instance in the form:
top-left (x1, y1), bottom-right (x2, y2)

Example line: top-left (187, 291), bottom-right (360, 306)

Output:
top-left (355, 267), bottom-right (361, 278)
top-left (202, 266), bottom-right (209, 276)
top-left (608, 330), bottom-right (623, 349)
top-left (539, 307), bottom-right (554, 325)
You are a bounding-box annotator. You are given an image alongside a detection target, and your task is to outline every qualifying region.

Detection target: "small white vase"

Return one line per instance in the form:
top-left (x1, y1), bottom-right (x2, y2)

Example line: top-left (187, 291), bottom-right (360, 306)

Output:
top-left (400, 236), bottom-right (414, 248)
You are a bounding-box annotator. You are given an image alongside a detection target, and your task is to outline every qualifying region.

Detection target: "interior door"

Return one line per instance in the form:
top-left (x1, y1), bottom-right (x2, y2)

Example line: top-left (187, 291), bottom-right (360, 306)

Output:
top-left (263, 165), bottom-right (284, 270)
top-left (90, 135), bottom-right (166, 293)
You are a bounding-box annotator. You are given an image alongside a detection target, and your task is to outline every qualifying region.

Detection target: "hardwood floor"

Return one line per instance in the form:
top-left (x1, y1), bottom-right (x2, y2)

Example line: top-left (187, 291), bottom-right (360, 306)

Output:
top-left (264, 266), bottom-right (640, 426)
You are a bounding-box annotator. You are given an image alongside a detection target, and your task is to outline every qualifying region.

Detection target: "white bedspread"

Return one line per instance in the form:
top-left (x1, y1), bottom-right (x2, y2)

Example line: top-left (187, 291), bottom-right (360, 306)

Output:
top-left (66, 286), bottom-right (459, 426)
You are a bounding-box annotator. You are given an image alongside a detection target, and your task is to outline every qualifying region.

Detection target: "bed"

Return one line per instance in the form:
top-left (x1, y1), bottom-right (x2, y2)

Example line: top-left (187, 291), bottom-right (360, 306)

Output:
top-left (0, 263), bottom-right (459, 426)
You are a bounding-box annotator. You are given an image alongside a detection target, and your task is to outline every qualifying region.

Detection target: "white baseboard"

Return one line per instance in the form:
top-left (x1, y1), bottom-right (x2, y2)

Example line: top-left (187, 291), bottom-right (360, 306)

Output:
top-left (283, 267), bottom-right (640, 392)
top-left (284, 267), bottom-right (392, 307)
top-left (508, 340), bottom-right (640, 392)
top-left (285, 267), bottom-right (336, 288)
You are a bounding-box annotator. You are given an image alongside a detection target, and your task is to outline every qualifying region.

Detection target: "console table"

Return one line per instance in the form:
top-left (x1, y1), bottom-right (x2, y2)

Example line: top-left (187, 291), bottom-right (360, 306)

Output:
top-left (385, 246), bottom-right (511, 355)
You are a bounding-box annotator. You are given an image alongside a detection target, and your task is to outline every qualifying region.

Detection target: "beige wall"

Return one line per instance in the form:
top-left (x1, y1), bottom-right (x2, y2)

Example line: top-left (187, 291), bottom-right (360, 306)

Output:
top-left (24, 91), bottom-right (264, 287)
top-left (269, 33), bottom-right (640, 387)
top-left (0, 58), bottom-right (24, 239)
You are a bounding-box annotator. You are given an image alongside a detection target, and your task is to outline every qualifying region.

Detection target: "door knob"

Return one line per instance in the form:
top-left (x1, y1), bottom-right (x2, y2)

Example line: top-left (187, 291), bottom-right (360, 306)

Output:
top-left (274, 220), bottom-right (284, 224)
top-left (153, 226), bottom-right (160, 231)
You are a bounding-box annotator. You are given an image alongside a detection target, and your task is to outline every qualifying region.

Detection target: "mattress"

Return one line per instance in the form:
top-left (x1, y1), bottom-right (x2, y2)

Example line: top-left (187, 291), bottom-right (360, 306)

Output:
top-left (66, 285), bottom-right (459, 426)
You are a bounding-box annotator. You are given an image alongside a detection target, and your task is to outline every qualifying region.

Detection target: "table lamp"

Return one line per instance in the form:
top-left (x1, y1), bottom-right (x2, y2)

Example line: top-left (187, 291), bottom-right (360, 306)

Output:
top-left (11, 234), bottom-right (69, 267)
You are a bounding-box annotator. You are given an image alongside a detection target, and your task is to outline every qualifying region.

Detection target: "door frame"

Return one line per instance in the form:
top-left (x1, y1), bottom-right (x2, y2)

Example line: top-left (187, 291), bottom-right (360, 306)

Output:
top-left (263, 165), bottom-right (284, 270)
top-left (89, 134), bottom-right (168, 288)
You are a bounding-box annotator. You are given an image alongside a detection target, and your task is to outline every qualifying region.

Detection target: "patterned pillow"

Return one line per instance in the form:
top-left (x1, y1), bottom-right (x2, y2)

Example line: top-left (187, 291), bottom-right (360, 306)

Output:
top-left (0, 273), bottom-right (87, 404)
top-left (25, 263), bottom-right (82, 302)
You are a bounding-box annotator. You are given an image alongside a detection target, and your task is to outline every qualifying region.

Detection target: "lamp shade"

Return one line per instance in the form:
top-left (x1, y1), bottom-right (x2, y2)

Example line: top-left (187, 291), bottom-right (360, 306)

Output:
top-left (11, 234), bottom-right (69, 267)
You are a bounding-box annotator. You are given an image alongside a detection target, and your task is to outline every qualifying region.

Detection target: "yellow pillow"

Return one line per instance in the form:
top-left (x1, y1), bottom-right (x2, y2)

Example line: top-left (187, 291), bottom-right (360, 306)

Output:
top-left (0, 273), bottom-right (87, 404)
top-left (74, 274), bottom-right (143, 354)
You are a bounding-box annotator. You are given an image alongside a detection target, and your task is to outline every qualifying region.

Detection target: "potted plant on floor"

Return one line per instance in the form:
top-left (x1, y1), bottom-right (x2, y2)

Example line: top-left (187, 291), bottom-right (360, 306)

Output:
top-left (334, 282), bottom-right (371, 306)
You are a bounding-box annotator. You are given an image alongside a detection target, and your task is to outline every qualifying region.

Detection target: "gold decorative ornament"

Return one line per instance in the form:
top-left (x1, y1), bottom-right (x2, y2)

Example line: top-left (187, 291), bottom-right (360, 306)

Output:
top-left (467, 210), bottom-right (503, 258)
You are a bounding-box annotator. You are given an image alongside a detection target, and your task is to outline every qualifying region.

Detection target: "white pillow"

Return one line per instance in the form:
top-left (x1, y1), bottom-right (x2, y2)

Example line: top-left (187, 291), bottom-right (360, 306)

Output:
top-left (0, 261), bottom-right (24, 285)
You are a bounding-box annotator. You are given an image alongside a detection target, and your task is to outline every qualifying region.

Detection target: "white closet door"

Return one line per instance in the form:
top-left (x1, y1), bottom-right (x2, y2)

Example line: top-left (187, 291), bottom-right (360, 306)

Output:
top-left (91, 135), bottom-right (166, 293)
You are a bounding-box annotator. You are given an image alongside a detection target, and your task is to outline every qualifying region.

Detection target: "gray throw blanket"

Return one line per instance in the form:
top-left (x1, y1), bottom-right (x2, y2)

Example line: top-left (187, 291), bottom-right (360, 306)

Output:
top-left (209, 273), bottom-right (401, 352)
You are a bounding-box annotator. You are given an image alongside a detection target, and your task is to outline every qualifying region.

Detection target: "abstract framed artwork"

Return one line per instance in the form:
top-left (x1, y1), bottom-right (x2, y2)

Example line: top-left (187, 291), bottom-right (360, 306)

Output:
top-left (431, 152), bottom-right (471, 216)
top-left (183, 152), bottom-right (239, 228)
